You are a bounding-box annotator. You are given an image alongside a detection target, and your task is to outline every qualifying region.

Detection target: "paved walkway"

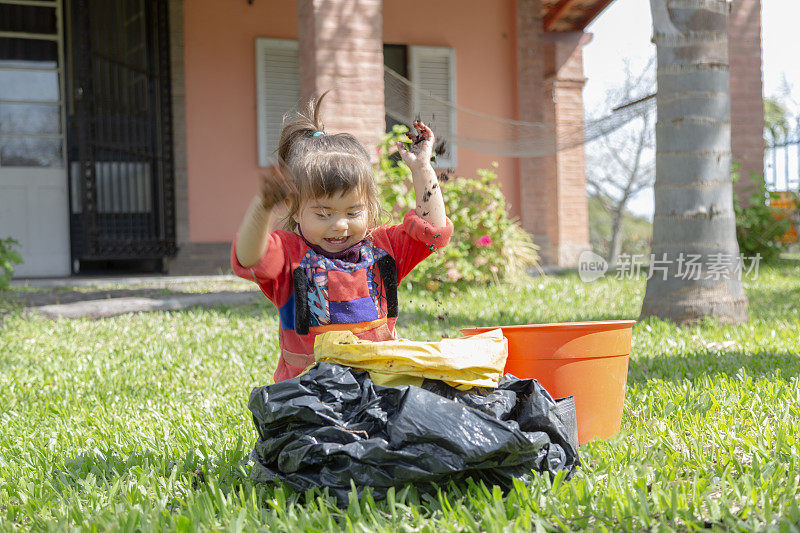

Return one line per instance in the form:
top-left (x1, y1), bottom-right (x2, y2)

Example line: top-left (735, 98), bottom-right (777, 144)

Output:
top-left (7, 275), bottom-right (262, 319)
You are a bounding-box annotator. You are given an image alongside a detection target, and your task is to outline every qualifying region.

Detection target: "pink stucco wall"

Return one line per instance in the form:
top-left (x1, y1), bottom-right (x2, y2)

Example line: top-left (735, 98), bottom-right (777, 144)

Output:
top-left (383, 0), bottom-right (521, 218)
top-left (184, 0), bottom-right (520, 242)
top-left (183, 0), bottom-right (297, 242)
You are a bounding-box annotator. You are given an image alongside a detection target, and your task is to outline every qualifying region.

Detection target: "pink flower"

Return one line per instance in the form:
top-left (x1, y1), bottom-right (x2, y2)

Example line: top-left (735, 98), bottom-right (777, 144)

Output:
top-left (476, 235), bottom-right (493, 247)
top-left (446, 268), bottom-right (463, 281)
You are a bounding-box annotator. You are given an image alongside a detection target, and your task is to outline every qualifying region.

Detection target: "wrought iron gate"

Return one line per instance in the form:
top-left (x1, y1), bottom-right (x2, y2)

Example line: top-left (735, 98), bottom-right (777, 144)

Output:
top-left (68, 0), bottom-right (176, 265)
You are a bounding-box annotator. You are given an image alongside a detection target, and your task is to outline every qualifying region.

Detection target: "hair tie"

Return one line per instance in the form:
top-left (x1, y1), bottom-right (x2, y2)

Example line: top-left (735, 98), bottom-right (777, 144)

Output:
top-left (312, 131), bottom-right (325, 137)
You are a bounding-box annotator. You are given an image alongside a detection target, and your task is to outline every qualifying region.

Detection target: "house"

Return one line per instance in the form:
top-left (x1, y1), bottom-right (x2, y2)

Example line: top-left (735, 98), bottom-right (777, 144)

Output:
top-left (0, 0), bottom-right (765, 277)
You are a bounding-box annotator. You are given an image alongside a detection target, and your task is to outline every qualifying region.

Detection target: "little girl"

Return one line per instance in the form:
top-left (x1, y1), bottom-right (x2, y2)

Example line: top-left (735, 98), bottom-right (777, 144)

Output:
top-left (232, 95), bottom-right (453, 383)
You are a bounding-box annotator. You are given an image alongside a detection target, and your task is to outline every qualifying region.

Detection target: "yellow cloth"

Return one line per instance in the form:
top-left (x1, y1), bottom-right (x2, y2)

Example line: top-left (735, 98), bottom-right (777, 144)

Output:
top-left (313, 329), bottom-right (508, 389)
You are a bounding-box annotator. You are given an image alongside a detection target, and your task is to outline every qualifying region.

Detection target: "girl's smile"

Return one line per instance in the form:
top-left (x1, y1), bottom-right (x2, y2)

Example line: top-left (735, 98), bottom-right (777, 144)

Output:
top-left (294, 189), bottom-right (369, 253)
top-left (324, 236), bottom-right (350, 246)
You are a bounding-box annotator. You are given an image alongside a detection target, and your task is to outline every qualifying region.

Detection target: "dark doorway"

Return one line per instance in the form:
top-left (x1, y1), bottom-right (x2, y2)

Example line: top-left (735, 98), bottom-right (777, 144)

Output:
top-left (67, 0), bottom-right (176, 273)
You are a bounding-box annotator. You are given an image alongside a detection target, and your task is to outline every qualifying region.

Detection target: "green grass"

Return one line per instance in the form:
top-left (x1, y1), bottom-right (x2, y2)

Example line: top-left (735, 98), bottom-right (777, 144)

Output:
top-left (1, 261), bottom-right (800, 531)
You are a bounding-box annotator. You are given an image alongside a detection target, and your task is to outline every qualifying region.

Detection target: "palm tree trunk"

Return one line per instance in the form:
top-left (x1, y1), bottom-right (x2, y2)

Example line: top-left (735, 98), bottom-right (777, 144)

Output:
top-left (641, 0), bottom-right (748, 324)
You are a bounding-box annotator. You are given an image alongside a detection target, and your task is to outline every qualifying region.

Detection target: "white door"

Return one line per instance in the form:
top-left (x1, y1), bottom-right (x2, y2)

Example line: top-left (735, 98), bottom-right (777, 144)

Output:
top-left (0, 0), bottom-right (70, 277)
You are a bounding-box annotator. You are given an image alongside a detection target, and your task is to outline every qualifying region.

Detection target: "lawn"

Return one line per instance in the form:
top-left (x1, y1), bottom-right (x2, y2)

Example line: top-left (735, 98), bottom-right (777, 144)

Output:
top-left (1, 260), bottom-right (799, 531)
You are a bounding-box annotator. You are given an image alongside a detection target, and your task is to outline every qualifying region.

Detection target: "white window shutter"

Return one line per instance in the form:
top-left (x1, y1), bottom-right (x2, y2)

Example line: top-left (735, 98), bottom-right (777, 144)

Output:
top-left (409, 45), bottom-right (457, 168)
top-left (255, 38), bottom-right (299, 167)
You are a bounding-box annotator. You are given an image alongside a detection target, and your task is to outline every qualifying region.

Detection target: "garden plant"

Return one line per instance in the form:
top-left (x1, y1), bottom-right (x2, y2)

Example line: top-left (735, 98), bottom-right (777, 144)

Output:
top-left (0, 237), bottom-right (22, 290)
top-left (733, 169), bottom-right (795, 263)
top-left (375, 125), bottom-right (540, 288)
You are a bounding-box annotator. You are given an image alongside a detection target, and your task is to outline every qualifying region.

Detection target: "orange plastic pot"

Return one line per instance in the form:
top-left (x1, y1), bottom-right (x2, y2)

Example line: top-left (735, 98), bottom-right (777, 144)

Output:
top-left (460, 320), bottom-right (635, 445)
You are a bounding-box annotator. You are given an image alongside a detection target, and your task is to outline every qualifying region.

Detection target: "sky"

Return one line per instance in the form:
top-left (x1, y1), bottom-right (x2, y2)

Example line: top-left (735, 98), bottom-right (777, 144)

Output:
top-left (582, 0), bottom-right (800, 219)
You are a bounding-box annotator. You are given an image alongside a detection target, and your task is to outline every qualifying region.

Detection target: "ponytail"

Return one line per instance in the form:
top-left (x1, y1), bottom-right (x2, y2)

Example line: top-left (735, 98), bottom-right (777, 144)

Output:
top-left (278, 91), bottom-right (328, 163)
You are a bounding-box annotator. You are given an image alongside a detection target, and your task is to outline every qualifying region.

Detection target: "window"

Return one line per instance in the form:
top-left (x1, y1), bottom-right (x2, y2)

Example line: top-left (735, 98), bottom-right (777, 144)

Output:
top-left (254, 39), bottom-right (456, 167)
top-left (0, 0), bottom-right (63, 167)
top-left (385, 45), bottom-right (456, 168)
top-left (255, 38), bottom-right (299, 167)
top-left (409, 45), bottom-right (456, 168)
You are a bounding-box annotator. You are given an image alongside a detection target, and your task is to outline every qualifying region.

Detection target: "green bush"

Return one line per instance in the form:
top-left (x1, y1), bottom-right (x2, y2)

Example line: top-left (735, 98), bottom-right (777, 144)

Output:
top-left (0, 237), bottom-right (23, 289)
top-left (374, 125), bottom-right (539, 289)
top-left (733, 170), bottom-right (793, 263)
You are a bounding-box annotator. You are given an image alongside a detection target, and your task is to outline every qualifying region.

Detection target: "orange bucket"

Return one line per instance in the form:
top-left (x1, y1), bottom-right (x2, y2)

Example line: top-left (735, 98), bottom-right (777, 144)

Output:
top-left (460, 320), bottom-right (635, 445)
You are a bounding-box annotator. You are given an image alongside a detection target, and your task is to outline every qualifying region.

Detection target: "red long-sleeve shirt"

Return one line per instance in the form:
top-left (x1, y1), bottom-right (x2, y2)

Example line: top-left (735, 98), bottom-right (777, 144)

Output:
top-left (232, 210), bottom-right (453, 382)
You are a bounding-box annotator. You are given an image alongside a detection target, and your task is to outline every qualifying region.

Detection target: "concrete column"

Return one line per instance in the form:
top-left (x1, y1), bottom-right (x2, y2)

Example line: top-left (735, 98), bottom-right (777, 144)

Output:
top-left (297, 0), bottom-right (385, 154)
top-left (729, 0), bottom-right (765, 204)
top-left (168, 0), bottom-right (188, 248)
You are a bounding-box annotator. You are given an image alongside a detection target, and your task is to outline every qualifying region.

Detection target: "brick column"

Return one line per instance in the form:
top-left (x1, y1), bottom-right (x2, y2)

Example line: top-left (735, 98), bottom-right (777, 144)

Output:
top-left (547, 31), bottom-right (591, 266)
top-left (541, 31), bottom-right (591, 266)
top-left (517, 0), bottom-right (590, 267)
top-left (516, 0), bottom-right (549, 247)
top-left (297, 0), bottom-right (385, 154)
top-left (729, 0), bottom-right (765, 204)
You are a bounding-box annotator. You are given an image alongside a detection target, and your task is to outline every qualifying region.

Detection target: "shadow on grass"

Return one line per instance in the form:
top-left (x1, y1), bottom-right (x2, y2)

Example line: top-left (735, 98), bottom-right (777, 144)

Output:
top-left (395, 308), bottom-right (637, 334)
top-left (52, 445), bottom-right (385, 513)
top-left (745, 284), bottom-right (800, 321)
top-left (196, 302), bottom-right (636, 341)
top-left (628, 348), bottom-right (800, 383)
top-left (3, 287), bottom-right (256, 307)
top-left (54, 442), bottom-right (253, 495)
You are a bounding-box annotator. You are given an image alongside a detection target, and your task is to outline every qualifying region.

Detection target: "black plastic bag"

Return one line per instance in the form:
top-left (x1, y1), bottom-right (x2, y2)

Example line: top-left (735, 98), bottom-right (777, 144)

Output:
top-left (248, 362), bottom-right (579, 503)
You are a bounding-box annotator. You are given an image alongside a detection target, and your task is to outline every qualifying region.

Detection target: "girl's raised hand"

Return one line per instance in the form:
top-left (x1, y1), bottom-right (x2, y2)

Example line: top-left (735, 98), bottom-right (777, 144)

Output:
top-left (259, 163), bottom-right (298, 209)
top-left (397, 120), bottom-right (434, 171)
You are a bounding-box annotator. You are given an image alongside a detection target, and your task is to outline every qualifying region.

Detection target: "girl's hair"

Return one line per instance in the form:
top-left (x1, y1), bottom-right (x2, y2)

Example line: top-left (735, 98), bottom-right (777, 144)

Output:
top-left (277, 93), bottom-right (382, 232)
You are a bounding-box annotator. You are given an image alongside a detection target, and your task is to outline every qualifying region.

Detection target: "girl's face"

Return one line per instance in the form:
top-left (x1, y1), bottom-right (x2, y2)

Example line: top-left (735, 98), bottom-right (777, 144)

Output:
top-left (294, 189), bottom-right (369, 253)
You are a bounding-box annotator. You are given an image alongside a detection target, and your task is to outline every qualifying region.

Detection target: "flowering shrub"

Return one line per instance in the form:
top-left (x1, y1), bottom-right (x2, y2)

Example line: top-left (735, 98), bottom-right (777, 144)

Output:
top-left (374, 125), bottom-right (540, 289)
top-left (733, 169), bottom-right (794, 263)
